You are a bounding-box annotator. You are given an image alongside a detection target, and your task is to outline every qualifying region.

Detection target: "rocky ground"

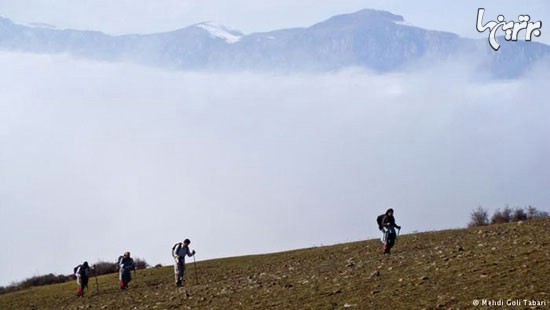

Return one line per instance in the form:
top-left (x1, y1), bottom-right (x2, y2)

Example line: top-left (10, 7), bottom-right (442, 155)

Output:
top-left (1, 218), bottom-right (548, 309)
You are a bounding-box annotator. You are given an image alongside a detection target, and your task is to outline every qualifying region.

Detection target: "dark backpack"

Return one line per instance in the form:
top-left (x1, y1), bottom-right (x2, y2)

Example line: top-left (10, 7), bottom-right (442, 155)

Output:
top-left (376, 214), bottom-right (386, 230)
top-left (73, 265), bottom-right (85, 276)
top-left (172, 242), bottom-right (182, 258)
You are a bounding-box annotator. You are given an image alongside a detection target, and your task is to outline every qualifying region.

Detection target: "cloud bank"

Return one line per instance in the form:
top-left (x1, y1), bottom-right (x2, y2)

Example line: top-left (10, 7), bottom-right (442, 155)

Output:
top-left (0, 52), bottom-right (548, 285)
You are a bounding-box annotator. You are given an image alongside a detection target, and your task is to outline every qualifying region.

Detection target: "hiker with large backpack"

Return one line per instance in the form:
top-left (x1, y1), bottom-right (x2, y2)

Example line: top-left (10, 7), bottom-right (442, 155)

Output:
top-left (377, 208), bottom-right (402, 254)
top-left (172, 239), bottom-right (196, 287)
top-left (74, 261), bottom-right (91, 297)
top-left (117, 252), bottom-right (136, 289)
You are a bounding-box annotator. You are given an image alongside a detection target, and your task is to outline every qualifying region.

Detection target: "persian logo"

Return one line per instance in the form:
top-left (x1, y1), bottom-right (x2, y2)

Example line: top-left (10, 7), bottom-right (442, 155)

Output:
top-left (476, 8), bottom-right (542, 51)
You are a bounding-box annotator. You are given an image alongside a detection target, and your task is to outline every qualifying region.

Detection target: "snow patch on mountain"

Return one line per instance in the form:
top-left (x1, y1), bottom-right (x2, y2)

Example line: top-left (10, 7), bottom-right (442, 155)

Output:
top-left (196, 22), bottom-right (242, 43)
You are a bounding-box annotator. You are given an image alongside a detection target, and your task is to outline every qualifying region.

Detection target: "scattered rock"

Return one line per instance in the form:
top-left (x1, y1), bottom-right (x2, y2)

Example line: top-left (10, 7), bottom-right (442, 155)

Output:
top-left (344, 303), bottom-right (357, 308)
top-left (370, 270), bottom-right (380, 278)
top-left (420, 276), bottom-right (429, 281)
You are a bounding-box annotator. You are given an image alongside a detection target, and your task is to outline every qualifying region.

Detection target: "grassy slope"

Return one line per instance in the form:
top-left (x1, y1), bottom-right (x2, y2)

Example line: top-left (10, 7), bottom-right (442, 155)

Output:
top-left (1, 219), bottom-right (548, 309)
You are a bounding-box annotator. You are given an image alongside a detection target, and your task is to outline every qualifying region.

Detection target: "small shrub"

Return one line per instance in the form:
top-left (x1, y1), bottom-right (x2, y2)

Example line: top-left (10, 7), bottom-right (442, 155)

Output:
top-left (468, 206), bottom-right (489, 227)
top-left (92, 261), bottom-right (119, 276)
top-left (526, 206), bottom-right (549, 219)
top-left (469, 205), bottom-right (549, 228)
top-left (491, 206), bottom-right (513, 224)
top-left (134, 258), bottom-right (149, 270)
top-left (512, 208), bottom-right (528, 222)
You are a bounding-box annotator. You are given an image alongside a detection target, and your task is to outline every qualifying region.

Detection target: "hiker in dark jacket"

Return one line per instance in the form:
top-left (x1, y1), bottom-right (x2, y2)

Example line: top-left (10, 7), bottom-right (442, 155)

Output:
top-left (381, 208), bottom-right (401, 254)
top-left (118, 252), bottom-right (136, 289)
top-left (172, 239), bottom-right (196, 287)
top-left (74, 261), bottom-right (91, 297)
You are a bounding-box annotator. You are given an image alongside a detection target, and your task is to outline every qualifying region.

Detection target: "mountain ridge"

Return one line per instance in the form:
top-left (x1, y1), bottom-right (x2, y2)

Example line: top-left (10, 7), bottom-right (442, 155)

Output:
top-left (1, 9), bottom-right (549, 76)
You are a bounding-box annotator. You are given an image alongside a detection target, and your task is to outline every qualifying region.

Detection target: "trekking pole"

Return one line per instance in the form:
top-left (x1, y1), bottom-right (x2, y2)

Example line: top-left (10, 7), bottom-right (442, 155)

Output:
top-left (396, 227), bottom-right (401, 247)
top-left (193, 255), bottom-right (199, 284)
top-left (94, 266), bottom-right (99, 295)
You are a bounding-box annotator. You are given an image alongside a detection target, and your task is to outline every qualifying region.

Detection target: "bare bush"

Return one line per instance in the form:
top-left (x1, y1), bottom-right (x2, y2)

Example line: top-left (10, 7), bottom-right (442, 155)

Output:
top-left (92, 261), bottom-right (119, 276)
top-left (491, 206), bottom-right (513, 224)
top-left (468, 206), bottom-right (489, 227)
top-left (134, 258), bottom-right (149, 270)
top-left (469, 205), bottom-right (549, 227)
top-left (526, 206), bottom-right (549, 219)
top-left (512, 208), bottom-right (528, 222)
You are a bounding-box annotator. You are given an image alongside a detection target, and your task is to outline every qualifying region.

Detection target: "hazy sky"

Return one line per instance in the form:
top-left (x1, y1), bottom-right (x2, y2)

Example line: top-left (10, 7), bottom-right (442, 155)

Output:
top-left (1, 1), bottom-right (549, 286)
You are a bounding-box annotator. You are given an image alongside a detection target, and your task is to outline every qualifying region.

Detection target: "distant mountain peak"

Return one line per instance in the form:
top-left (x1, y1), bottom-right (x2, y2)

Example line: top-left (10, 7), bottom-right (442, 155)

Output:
top-left (310, 8), bottom-right (405, 30)
top-left (194, 21), bottom-right (243, 43)
top-left (347, 8), bottom-right (405, 22)
top-left (0, 16), bottom-right (14, 24)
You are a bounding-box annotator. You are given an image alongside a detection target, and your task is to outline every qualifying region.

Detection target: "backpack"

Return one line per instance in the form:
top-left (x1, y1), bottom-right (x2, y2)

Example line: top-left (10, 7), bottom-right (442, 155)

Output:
top-left (115, 256), bottom-right (123, 270)
top-left (172, 242), bottom-right (182, 258)
top-left (376, 214), bottom-right (386, 230)
top-left (73, 265), bottom-right (85, 276)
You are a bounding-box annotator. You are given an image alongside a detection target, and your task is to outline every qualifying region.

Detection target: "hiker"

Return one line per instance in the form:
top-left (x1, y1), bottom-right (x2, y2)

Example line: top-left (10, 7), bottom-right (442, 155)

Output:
top-left (379, 208), bottom-right (401, 254)
top-left (118, 252), bottom-right (136, 289)
top-left (74, 261), bottom-right (91, 297)
top-left (172, 239), bottom-right (196, 287)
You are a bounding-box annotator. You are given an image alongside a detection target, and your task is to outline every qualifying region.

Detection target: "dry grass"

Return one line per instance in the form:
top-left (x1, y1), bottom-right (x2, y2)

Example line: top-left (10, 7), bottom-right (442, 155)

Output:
top-left (1, 218), bottom-right (549, 309)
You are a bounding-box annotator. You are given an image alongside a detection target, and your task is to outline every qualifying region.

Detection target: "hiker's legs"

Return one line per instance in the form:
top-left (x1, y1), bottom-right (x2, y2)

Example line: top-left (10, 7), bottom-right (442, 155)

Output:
top-left (381, 229), bottom-right (390, 253)
top-left (385, 235), bottom-right (395, 253)
top-left (119, 269), bottom-right (130, 289)
top-left (119, 270), bottom-right (124, 289)
top-left (82, 276), bottom-right (89, 289)
top-left (383, 227), bottom-right (396, 254)
top-left (174, 262), bottom-right (185, 287)
top-left (76, 275), bottom-right (83, 297)
top-left (122, 270), bottom-right (131, 288)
